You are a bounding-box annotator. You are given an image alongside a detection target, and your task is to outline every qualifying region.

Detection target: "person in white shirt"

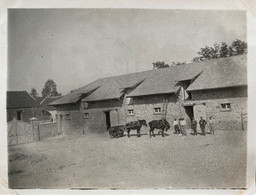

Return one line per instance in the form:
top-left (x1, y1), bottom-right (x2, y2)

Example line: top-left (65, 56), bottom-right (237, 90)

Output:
top-left (179, 118), bottom-right (187, 136)
top-left (173, 118), bottom-right (180, 134)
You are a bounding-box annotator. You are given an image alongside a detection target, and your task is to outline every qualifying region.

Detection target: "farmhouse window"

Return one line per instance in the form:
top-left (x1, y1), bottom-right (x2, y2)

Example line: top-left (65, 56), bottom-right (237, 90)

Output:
top-left (65, 114), bottom-right (71, 120)
top-left (154, 107), bottom-right (161, 113)
top-left (127, 109), bottom-right (134, 115)
top-left (82, 102), bottom-right (88, 109)
top-left (84, 113), bottom-right (89, 119)
top-left (220, 103), bottom-right (231, 111)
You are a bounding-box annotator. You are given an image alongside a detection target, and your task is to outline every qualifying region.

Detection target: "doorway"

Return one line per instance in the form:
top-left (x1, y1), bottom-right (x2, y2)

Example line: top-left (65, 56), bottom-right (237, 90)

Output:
top-left (104, 111), bottom-right (111, 130)
top-left (17, 111), bottom-right (22, 120)
top-left (184, 106), bottom-right (194, 120)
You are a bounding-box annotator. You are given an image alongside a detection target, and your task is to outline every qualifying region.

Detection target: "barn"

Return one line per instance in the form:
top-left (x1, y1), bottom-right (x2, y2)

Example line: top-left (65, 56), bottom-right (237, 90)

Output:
top-left (7, 91), bottom-right (42, 122)
top-left (49, 54), bottom-right (247, 135)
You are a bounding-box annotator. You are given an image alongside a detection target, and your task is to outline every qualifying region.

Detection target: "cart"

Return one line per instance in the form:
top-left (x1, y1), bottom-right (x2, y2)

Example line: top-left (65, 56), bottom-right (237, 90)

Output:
top-left (109, 125), bottom-right (125, 138)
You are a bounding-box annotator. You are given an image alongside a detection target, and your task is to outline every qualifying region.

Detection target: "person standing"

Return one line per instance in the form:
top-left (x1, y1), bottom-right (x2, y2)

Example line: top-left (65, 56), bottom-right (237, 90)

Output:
top-left (173, 118), bottom-right (180, 134)
top-left (199, 117), bottom-right (207, 136)
top-left (208, 116), bottom-right (215, 135)
top-left (180, 118), bottom-right (187, 136)
top-left (191, 117), bottom-right (198, 136)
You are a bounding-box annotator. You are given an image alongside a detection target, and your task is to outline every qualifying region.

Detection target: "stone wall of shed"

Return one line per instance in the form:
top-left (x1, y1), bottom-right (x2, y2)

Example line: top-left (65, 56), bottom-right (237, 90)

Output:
top-left (82, 100), bottom-right (125, 133)
top-left (56, 104), bottom-right (84, 135)
top-left (190, 87), bottom-right (247, 131)
top-left (126, 94), bottom-right (189, 132)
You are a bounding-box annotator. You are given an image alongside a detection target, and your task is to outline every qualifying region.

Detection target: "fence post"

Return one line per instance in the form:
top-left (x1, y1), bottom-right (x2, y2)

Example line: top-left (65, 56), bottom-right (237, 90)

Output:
top-left (241, 112), bottom-right (244, 131)
top-left (38, 124), bottom-right (40, 141)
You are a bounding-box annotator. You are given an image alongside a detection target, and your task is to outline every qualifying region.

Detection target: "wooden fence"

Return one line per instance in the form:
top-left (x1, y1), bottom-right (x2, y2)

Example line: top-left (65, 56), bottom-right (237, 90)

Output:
top-left (7, 120), bottom-right (40, 146)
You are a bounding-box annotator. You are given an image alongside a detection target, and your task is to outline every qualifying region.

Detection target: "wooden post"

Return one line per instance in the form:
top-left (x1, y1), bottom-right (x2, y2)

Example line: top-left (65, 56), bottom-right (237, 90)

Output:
top-left (38, 124), bottom-right (40, 141)
top-left (241, 112), bottom-right (244, 131)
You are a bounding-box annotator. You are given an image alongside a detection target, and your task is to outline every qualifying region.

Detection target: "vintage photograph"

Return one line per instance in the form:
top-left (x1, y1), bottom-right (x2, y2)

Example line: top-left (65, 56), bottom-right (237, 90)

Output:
top-left (7, 9), bottom-right (247, 189)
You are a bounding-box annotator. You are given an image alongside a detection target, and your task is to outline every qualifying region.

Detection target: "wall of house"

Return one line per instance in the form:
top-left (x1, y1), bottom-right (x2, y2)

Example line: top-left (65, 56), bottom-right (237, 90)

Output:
top-left (55, 100), bottom-right (125, 134)
top-left (190, 86), bottom-right (247, 130)
top-left (126, 94), bottom-right (189, 132)
top-left (82, 99), bottom-right (125, 133)
top-left (7, 107), bottom-right (43, 122)
top-left (56, 104), bottom-right (84, 135)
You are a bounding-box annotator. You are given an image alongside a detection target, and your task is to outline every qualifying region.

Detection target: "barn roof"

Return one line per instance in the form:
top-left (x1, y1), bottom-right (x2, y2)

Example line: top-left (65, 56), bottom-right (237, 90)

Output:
top-left (187, 55), bottom-right (247, 91)
top-left (40, 96), bottom-right (62, 110)
top-left (7, 91), bottom-right (40, 109)
top-left (49, 54), bottom-right (247, 105)
top-left (127, 62), bottom-right (205, 97)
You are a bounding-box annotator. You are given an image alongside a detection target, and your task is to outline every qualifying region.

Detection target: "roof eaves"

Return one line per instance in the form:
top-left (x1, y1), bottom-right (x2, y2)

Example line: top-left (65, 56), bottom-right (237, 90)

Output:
top-left (187, 84), bottom-right (248, 92)
top-left (127, 91), bottom-right (176, 98)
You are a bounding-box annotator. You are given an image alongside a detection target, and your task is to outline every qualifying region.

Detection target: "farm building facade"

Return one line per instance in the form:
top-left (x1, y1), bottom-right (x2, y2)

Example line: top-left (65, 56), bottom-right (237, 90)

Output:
top-left (7, 91), bottom-right (42, 122)
top-left (49, 55), bottom-right (247, 135)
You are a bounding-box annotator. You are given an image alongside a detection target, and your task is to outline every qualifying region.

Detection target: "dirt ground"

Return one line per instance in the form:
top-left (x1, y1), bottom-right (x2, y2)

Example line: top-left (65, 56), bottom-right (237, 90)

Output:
top-left (8, 128), bottom-right (247, 189)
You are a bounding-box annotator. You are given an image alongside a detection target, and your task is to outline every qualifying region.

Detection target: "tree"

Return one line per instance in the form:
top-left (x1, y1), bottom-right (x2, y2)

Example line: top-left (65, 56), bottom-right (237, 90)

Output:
top-left (171, 61), bottom-right (186, 66)
top-left (231, 39), bottom-right (247, 55)
top-left (152, 61), bottom-right (170, 69)
top-left (30, 88), bottom-right (39, 99)
top-left (41, 79), bottom-right (61, 97)
top-left (192, 39), bottom-right (247, 62)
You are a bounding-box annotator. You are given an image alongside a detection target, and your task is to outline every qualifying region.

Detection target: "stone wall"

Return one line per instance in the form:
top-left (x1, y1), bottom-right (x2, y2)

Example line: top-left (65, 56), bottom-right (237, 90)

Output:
top-left (126, 94), bottom-right (189, 131)
top-left (38, 122), bottom-right (57, 140)
top-left (55, 104), bottom-right (84, 135)
top-left (83, 99), bottom-right (125, 133)
top-left (189, 87), bottom-right (247, 130)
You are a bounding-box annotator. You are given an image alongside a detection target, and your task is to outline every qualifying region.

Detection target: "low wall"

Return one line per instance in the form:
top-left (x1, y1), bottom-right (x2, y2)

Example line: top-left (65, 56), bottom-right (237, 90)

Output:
top-left (38, 122), bottom-right (57, 140)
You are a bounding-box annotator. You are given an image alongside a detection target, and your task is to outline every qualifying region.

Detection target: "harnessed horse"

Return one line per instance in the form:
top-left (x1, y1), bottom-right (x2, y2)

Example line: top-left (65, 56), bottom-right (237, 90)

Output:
top-left (148, 119), bottom-right (170, 138)
top-left (125, 120), bottom-right (147, 137)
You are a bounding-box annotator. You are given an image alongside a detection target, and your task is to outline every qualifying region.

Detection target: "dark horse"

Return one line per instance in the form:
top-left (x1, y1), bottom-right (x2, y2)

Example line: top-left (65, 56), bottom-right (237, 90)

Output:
top-left (125, 120), bottom-right (147, 137)
top-left (148, 119), bottom-right (170, 138)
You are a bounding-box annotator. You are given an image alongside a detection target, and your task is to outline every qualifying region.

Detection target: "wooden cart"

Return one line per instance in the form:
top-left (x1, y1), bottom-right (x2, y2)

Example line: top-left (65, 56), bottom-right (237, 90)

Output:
top-left (109, 125), bottom-right (125, 138)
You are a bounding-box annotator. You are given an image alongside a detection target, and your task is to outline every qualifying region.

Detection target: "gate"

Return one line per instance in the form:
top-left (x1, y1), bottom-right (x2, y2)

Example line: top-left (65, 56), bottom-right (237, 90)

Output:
top-left (7, 120), bottom-right (39, 146)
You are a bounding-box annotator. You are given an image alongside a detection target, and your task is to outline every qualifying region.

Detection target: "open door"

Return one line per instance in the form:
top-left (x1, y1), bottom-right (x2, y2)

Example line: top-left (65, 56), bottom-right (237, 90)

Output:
top-left (110, 110), bottom-right (119, 127)
top-left (104, 111), bottom-right (111, 130)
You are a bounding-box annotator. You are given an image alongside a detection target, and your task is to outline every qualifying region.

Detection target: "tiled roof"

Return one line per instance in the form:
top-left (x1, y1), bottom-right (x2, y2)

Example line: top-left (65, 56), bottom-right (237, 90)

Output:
top-left (50, 54), bottom-right (247, 105)
top-left (187, 55), bottom-right (247, 91)
top-left (7, 91), bottom-right (40, 109)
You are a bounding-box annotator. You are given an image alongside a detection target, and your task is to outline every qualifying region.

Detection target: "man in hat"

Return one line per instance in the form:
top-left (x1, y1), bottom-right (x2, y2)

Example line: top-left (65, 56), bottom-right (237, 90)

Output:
top-left (208, 116), bottom-right (215, 135)
top-left (173, 118), bottom-right (180, 134)
top-left (199, 116), bottom-right (207, 136)
top-left (191, 117), bottom-right (198, 136)
top-left (180, 118), bottom-right (187, 136)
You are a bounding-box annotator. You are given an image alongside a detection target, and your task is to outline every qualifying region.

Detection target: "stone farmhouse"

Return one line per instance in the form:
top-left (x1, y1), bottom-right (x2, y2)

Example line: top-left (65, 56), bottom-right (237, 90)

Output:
top-left (49, 55), bottom-right (247, 135)
top-left (7, 91), bottom-right (42, 122)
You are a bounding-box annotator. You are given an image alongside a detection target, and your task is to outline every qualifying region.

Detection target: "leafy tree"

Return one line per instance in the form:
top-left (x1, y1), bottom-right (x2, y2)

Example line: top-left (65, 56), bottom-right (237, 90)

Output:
top-left (171, 61), bottom-right (186, 66)
top-left (231, 39), bottom-right (247, 55)
top-left (152, 61), bottom-right (169, 69)
top-left (41, 79), bottom-right (61, 97)
top-left (219, 42), bottom-right (229, 58)
top-left (192, 39), bottom-right (247, 62)
top-left (30, 88), bottom-right (39, 99)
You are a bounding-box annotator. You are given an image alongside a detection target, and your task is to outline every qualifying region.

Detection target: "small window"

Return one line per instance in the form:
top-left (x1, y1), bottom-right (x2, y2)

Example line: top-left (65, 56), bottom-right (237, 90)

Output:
top-left (84, 113), bottom-right (89, 119)
top-left (127, 109), bottom-right (134, 115)
top-left (65, 114), bottom-right (71, 120)
top-left (82, 102), bottom-right (88, 110)
top-left (221, 103), bottom-right (231, 110)
top-left (154, 107), bottom-right (161, 113)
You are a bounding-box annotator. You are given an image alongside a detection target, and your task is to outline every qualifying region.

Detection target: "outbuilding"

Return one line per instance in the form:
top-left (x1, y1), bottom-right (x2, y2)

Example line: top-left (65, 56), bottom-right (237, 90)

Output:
top-left (49, 54), bottom-right (247, 135)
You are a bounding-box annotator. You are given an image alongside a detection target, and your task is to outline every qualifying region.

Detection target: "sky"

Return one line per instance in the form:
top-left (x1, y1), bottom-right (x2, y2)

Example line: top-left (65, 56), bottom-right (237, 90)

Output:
top-left (8, 9), bottom-right (246, 95)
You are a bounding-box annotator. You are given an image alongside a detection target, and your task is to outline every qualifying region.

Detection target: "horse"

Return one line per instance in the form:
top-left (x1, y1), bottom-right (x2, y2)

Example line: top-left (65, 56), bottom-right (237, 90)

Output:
top-left (125, 120), bottom-right (147, 137)
top-left (148, 119), bottom-right (170, 138)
